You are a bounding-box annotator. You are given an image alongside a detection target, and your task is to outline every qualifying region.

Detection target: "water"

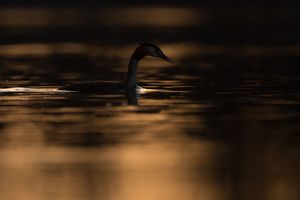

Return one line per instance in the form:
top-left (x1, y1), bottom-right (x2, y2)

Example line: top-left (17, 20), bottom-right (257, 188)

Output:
top-left (1, 5), bottom-right (300, 200)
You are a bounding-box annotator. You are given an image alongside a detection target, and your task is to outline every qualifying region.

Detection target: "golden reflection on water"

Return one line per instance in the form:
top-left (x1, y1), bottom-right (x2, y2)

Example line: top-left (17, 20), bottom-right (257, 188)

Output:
top-left (0, 7), bottom-right (201, 28)
top-left (102, 7), bottom-right (201, 27)
top-left (0, 142), bottom-right (221, 200)
top-left (0, 94), bottom-right (225, 200)
top-left (1, 43), bottom-right (300, 60)
top-left (1, 89), bottom-right (298, 200)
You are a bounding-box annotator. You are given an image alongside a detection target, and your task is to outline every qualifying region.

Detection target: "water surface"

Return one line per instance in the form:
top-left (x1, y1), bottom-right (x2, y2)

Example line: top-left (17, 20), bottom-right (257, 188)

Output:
top-left (0, 5), bottom-right (300, 200)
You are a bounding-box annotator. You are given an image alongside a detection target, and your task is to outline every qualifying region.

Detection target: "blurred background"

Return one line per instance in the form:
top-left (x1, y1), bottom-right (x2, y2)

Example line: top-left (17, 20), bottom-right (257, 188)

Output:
top-left (0, 1), bottom-right (300, 200)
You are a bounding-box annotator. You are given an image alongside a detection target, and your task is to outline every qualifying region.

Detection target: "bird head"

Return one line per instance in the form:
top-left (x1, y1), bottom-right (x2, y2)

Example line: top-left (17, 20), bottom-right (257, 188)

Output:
top-left (135, 42), bottom-right (175, 64)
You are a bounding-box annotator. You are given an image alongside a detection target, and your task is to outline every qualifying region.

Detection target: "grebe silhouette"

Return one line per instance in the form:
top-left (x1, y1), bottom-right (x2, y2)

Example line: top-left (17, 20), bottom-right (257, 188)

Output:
top-left (59, 43), bottom-right (175, 93)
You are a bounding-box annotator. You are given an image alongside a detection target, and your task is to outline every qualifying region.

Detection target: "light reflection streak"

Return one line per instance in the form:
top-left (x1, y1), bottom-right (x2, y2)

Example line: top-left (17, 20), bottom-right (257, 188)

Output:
top-left (0, 87), bottom-right (69, 93)
top-left (1, 43), bottom-right (300, 59)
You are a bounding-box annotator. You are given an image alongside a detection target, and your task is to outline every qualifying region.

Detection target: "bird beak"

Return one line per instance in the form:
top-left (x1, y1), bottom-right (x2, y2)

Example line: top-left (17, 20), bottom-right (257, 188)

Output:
top-left (158, 50), bottom-right (176, 64)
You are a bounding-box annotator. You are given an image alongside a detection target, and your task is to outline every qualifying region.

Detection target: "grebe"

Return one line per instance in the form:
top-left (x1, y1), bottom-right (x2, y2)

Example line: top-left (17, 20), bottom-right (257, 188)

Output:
top-left (59, 43), bottom-right (175, 92)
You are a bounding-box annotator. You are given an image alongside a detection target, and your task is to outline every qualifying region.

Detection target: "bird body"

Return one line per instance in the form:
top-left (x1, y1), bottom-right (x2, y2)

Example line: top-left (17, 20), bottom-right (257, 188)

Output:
top-left (59, 81), bottom-right (124, 93)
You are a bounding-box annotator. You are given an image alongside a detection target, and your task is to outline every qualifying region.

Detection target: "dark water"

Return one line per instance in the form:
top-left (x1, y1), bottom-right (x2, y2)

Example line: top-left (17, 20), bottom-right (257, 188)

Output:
top-left (0, 6), bottom-right (300, 200)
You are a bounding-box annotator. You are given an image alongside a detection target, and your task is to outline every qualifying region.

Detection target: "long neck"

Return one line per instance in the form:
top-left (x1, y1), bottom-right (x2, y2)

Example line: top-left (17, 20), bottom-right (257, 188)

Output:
top-left (125, 49), bottom-right (144, 89)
